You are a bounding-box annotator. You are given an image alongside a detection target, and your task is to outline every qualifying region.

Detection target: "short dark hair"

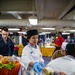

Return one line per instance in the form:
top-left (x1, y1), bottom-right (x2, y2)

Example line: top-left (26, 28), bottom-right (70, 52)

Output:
top-left (58, 32), bottom-right (62, 35)
top-left (66, 44), bottom-right (75, 57)
top-left (2, 27), bottom-right (8, 32)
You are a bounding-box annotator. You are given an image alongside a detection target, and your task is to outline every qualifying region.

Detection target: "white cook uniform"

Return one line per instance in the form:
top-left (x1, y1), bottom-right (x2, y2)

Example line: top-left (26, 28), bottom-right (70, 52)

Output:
top-left (20, 43), bottom-right (44, 75)
top-left (46, 55), bottom-right (75, 75)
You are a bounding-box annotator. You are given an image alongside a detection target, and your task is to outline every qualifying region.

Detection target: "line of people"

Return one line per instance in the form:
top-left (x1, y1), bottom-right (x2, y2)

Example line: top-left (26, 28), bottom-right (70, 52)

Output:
top-left (0, 27), bottom-right (75, 75)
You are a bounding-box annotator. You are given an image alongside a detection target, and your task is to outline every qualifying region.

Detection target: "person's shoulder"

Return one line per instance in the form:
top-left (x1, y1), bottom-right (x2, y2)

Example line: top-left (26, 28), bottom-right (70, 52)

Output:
top-left (48, 56), bottom-right (63, 66)
top-left (8, 37), bottom-right (11, 40)
top-left (0, 35), bottom-right (2, 38)
top-left (7, 38), bottom-right (14, 45)
top-left (22, 44), bottom-right (32, 53)
top-left (0, 35), bottom-right (1, 37)
top-left (61, 37), bottom-right (64, 39)
top-left (37, 45), bottom-right (39, 48)
top-left (0, 35), bottom-right (3, 41)
top-left (7, 38), bottom-right (13, 42)
top-left (23, 44), bottom-right (30, 50)
top-left (24, 44), bottom-right (28, 48)
top-left (51, 56), bottom-right (63, 62)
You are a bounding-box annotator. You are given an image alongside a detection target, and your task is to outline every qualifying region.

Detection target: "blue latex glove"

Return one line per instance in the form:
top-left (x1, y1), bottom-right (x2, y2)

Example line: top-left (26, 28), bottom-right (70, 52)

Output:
top-left (40, 62), bottom-right (45, 68)
top-left (33, 62), bottom-right (43, 74)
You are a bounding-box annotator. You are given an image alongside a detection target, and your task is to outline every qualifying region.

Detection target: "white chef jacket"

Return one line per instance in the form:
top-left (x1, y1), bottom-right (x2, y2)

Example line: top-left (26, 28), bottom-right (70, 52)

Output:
top-left (20, 43), bottom-right (44, 75)
top-left (47, 55), bottom-right (75, 75)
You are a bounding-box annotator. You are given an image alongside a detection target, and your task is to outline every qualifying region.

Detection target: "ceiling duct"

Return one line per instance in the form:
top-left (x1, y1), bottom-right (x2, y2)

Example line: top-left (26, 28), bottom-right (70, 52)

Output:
top-left (0, 19), bottom-right (75, 27)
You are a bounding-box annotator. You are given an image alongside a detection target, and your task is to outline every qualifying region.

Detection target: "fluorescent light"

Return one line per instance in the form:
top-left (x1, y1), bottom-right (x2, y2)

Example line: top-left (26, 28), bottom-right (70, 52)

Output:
top-left (18, 32), bottom-right (26, 34)
top-left (8, 28), bottom-right (20, 31)
top-left (42, 32), bottom-right (51, 34)
top-left (39, 32), bottom-right (51, 35)
top-left (42, 28), bottom-right (55, 30)
top-left (65, 30), bottom-right (75, 32)
top-left (28, 16), bottom-right (38, 25)
top-left (62, 33), bottom-right (70, 35)
top-left (70, 30), bottom-right (75, 32)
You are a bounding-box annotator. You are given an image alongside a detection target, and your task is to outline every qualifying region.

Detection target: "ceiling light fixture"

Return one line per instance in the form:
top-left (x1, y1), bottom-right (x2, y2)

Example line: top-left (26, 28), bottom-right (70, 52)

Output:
top-left (62, 33), bottom-right (70, 35)
top-left (28, 0), bottom-right (38, 25)
top-left (29, 16), bottom-right (38, 25)
top-left (42, 28), bottom-right (55, 30)
top-left (70, 30), bottom-right (75, 32)
top-left (8, 28), bottom-right (20, 31)
top-left (39, 32), bottom-right (51, 35)
top-left (18, 32), bottom-right (26, 34)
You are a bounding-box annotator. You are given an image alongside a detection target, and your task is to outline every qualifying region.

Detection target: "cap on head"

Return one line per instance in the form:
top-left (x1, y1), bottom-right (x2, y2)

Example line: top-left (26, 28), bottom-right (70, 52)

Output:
top-left (27, 29), bottom-right (38, 40)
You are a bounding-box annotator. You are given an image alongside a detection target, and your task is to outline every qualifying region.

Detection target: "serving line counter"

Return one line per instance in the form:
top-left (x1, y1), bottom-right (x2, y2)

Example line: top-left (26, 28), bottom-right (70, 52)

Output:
top-left (18, 44), bottom-right (55, 57)
top-left (40, 46), bottom-right (55, 57)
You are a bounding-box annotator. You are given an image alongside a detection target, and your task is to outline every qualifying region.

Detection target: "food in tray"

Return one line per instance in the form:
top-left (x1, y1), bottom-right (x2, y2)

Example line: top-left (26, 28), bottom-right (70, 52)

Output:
top-left (43, 67), bottom-right (54, 75)
top-left (0, 62), bottom-right (15, 70)
top-left (0, 56), bottom-right (18, 70)
top-left (2, 57), bottom-right (10, 64)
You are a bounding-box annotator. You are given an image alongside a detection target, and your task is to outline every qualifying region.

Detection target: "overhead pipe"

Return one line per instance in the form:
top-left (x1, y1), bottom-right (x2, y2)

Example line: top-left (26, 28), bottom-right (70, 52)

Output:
top-left (0, 19), bottom-right (75, 27)
top-left (0, 19), bottom-right (28, 26)
top-left (38, 19), bottom-right (75, 27)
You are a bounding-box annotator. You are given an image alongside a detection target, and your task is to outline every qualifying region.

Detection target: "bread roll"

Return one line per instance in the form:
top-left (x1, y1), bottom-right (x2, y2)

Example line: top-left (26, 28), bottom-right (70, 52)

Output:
top-left (43, 67), bottom-right (54, 75)
top-left (2, 57), bottom-right (10, 64)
